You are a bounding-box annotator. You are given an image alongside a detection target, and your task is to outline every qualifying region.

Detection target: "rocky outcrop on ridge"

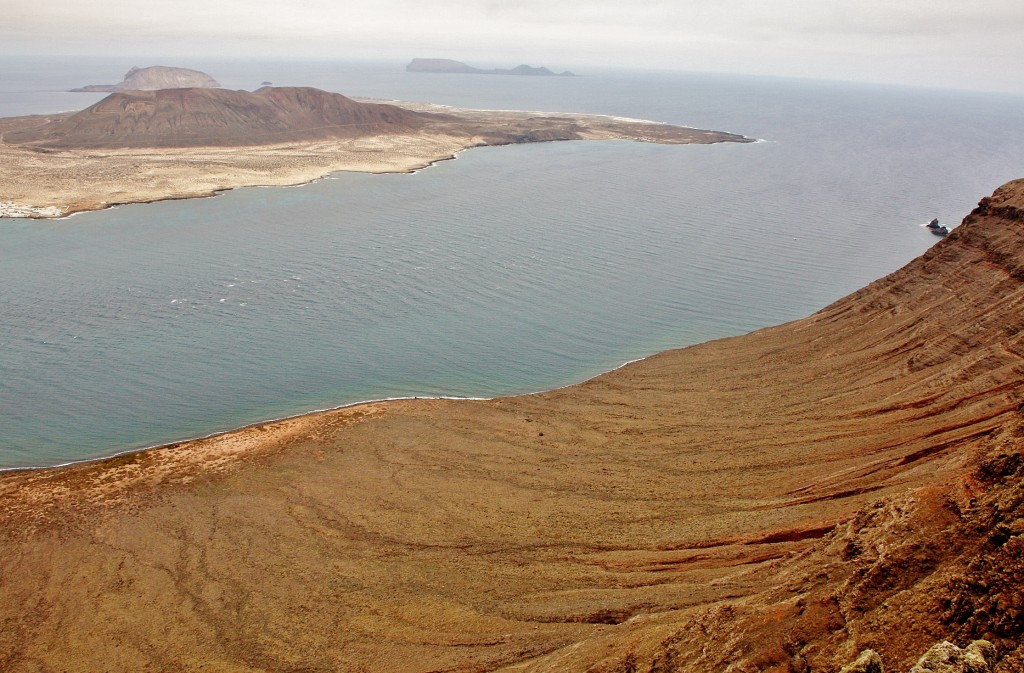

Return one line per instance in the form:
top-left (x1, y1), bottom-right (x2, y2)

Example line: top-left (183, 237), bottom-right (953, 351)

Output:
top-left (70, 65), bottom-right (220, 92)
top-left (840, 640), bottom-right (996, 673)
top-left (841, 649), bottom-right (884, 673)
top-left (909, 641), bottom-right (996, 673)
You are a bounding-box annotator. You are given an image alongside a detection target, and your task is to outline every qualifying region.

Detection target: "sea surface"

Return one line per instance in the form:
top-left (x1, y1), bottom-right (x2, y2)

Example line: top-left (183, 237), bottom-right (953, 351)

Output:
top-left (3, 58), bottom-right (1024, 469)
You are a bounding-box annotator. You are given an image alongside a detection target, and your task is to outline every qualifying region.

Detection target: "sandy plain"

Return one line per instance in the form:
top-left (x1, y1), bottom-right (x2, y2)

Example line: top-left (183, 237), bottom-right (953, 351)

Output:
top-left (0, 101), bottom-right (747, 219)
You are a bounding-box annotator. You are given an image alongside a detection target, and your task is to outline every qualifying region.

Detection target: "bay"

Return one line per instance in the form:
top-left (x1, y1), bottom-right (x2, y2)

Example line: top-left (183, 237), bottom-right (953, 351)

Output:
top-left (2, 59), bottom-right (1024, 468)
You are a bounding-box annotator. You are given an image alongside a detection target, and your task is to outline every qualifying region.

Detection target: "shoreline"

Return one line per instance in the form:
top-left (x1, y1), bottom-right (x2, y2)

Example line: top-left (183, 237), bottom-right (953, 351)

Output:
top-left (0, 96), bottom-right (758, 473)
top-left (0, 99), bottom-right (753, 220)
top-left (1, 182), bottom-right (1022, 672)
top-left (0, 395), bottom-right (488, 475)
top-left (0, 142), bottom-right (479, 221)
top-left (0, 352), bottom-right (654, 475)
top-left (0, 138), bottom-right (470, 220)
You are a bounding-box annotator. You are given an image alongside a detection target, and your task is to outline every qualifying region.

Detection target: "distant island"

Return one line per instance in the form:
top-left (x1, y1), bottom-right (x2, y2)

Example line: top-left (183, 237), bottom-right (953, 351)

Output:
top-left (406, 58), bottom-right (576, 77)
top-left (70, 65), bottom-right (220, 92)
top-left (0, 85), bottom-right (749, 217)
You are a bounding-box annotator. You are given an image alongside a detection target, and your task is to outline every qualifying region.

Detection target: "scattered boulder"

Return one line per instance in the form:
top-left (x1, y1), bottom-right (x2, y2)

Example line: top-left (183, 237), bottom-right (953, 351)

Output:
top-left (908, 640), bottom-right (995, 673)
top-left (837, 641), bottom-right (996, 673)
top-left (840, 649), bottom-right (884, 673)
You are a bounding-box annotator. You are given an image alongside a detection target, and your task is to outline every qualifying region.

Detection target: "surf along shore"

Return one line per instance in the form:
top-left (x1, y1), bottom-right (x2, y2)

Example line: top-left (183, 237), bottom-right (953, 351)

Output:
top-left (0, 92), bottom-right (751, 219)
top-left (2, 181), bottom-right (1023, 672)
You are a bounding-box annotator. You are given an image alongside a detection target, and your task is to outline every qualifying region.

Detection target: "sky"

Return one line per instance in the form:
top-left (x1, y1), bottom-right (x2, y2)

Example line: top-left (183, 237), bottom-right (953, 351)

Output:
top-left (3, 0), bottom-right (1024, 94)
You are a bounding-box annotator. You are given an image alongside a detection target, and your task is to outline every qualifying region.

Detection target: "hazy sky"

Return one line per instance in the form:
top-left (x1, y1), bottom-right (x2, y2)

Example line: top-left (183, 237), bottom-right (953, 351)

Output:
top-left (3, 0), bottom-right (1023, 94)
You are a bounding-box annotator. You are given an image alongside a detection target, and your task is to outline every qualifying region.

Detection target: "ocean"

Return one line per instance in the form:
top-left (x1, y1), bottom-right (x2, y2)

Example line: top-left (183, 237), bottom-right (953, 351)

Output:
top-left (2, 57), bottom-right (1024, 468)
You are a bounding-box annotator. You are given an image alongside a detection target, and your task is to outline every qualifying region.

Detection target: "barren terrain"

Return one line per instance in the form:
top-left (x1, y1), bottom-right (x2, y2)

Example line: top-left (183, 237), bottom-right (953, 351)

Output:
top-left (0, 89), bottom-right (748, 218)
top-left (1, 181), bottom-right (1022, 671)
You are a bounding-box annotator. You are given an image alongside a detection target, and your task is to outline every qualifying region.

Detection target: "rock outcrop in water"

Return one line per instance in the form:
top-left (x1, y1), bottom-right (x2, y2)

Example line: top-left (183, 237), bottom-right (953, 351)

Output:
top-left (70, 65), bottom-right (221, 92)
top-left (0, 181), bottom-right (1023, 671)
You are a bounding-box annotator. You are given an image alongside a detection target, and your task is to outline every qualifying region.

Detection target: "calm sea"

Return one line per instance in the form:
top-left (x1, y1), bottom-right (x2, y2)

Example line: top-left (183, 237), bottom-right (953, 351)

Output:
top-left (2, 58), bottom-right (1024, 468)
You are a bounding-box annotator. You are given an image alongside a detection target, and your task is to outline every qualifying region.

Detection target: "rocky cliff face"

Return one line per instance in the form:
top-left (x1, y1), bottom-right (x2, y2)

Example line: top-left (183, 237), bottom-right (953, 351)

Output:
top-left (70, 65), bottom-right (221, 92)
top-left (0, 182), bottom-right (1022, 671)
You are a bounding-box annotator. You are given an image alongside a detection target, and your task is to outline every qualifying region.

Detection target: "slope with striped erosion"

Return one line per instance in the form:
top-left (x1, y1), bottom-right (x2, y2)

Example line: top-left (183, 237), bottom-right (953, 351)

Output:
top-left (1, 182), bottom-right (1023, 671)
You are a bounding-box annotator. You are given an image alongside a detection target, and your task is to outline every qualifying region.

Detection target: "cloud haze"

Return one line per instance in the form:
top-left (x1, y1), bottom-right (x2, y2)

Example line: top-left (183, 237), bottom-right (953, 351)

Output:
top-left (2, 0), bottom-right (1023, 93)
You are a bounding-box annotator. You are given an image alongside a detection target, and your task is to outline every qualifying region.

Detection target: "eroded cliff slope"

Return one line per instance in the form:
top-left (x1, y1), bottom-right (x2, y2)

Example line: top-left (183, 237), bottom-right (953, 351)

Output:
top-left (1, 182), bottom-right (1023, 672)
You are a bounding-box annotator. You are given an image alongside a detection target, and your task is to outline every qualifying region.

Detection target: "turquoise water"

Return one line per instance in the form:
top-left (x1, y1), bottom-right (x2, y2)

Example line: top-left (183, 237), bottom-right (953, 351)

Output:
top-left (3, 60), bottom-right (1024, 468)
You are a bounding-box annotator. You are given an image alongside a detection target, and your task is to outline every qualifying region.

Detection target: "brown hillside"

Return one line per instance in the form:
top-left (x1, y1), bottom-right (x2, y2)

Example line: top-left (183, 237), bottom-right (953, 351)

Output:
top-left (0, 181), bottom-right (1022, 672)
top-left (5, 86), bottom-right (430, 148)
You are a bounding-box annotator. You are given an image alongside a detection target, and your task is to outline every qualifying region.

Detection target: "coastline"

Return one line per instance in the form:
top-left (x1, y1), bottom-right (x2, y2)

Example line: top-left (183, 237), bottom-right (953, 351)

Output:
top-left (0, 94), bottom-right (758, 470)
top-left (0, 132), bottom-right (475, 219)
top-left (0, 100), bottom-right (752, 219)
top-left (1, 182), bottom-right (1022, 671)
top-left (4, 146), bottom-right (467, 221)
top-left (0, 353), bottom-right (652, 474)
top-left (0, 394), bottom-right (488, 475)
